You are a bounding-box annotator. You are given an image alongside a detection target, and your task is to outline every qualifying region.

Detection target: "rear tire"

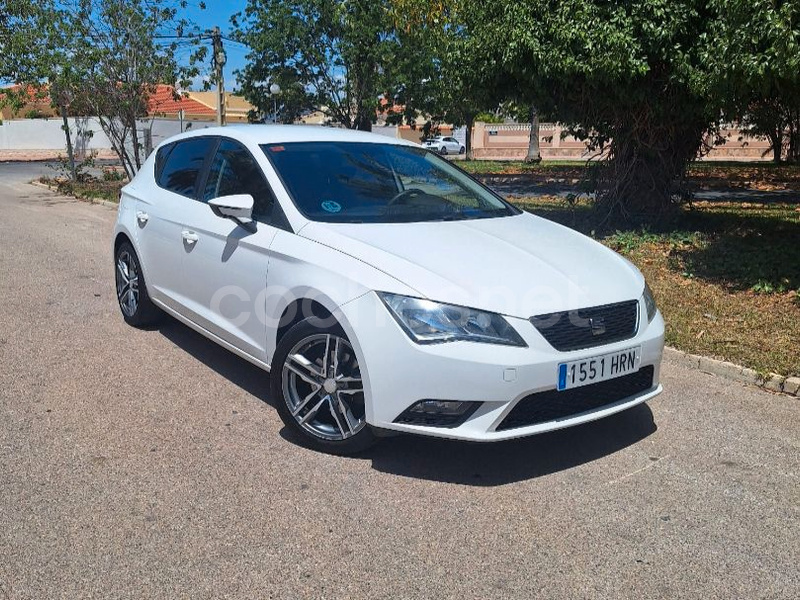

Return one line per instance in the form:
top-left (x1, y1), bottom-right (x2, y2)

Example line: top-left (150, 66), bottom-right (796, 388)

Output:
top-left (271, 317), bottom-right (377, 455)
top-left (459, 146), bottom-right (466, 155)
top-left (114, 241), bottom-right (161, 327)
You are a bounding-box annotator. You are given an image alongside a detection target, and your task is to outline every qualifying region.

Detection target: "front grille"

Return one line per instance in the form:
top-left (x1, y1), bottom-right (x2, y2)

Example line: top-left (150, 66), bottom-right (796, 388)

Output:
top-left (530, 300), bottom-right (639, 351)
top-left (496, 366), bottom-right (655, 431)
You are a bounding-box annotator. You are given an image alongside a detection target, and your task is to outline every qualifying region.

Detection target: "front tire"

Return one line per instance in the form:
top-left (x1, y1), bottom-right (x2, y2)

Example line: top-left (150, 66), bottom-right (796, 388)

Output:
top-left (114, 241), bottom-right (161, 327)
top-left (459, 146), bottom-right (466, 155)
top-left (439, 146), bottom-right (447, 156)
top-left (271, 317), bottom-right (377, 455)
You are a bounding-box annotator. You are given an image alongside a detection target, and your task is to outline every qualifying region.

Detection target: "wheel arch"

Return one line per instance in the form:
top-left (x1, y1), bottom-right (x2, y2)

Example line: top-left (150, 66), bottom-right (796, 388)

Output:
top-left (267, 288), bottom-right (367, 373)
top-left (114, 231), bottom-right (133, 254)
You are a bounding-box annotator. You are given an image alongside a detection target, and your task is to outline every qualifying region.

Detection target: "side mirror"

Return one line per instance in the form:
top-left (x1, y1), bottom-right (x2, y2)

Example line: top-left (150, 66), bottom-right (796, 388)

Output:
top-left (209, 194), bottom-right (254, 223)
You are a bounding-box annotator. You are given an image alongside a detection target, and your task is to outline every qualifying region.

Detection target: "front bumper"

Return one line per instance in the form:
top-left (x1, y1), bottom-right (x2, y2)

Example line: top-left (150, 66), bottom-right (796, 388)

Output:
top-left (338, 292), bottom-right (665, 442)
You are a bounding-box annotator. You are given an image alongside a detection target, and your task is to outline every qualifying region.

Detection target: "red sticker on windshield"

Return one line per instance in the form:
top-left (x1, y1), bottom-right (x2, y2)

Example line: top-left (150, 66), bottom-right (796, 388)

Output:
top-left (269, 145), bottom-right (285, 152)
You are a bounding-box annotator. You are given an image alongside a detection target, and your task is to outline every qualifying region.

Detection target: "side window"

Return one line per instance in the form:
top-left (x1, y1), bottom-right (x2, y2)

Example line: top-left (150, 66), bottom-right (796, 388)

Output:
top-left (154, 143), bottom-right (174, 181)
top-left (157, 137), bottom-right (214, 197)
top-left (203, 139), bottom-right (276, 223)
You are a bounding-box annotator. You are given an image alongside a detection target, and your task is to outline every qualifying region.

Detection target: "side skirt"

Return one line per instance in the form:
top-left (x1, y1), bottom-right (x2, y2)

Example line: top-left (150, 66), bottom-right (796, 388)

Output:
top-left (152, 298), bottom-right (272, 373)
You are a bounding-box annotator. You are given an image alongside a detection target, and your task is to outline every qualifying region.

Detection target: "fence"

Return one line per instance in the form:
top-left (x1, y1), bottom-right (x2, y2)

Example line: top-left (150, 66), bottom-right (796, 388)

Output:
top-left (472, 122), bottom-right (774, 161)
top-left (0, 118), bottom-right (775, 162)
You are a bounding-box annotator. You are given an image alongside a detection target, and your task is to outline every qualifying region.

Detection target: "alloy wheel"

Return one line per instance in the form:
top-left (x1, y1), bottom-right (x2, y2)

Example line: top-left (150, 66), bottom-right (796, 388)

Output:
top-left (282, 333), bottom-right (366, 441)
top-left (116, 250), bottom-right (139, 317)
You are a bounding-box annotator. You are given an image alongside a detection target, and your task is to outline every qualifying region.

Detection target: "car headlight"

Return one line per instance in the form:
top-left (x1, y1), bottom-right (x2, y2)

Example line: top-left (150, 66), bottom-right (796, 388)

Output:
top-left (643, 283), bottom-right (658, 323)
top-left (378, 293), bottom-right (526, 347)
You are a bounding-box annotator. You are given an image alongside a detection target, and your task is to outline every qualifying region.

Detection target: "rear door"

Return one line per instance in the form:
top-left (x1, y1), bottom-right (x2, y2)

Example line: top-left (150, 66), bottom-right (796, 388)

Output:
top-left (135, 136), bottom-right (215, 311)
top-left (176, 138), bottom-right (284, 359)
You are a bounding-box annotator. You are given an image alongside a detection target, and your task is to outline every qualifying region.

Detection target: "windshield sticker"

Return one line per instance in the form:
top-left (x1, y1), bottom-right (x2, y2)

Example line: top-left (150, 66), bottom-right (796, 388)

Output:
top-left (321, 200), bottom-right (342, 213)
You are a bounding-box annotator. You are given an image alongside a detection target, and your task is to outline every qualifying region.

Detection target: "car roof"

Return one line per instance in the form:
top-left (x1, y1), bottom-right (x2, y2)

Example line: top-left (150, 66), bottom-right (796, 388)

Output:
top-left (157, 124), bottom-right (421, 149)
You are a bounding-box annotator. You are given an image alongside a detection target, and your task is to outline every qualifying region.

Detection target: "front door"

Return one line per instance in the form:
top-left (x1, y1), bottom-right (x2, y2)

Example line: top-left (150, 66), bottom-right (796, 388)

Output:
top-left (177, 139), bottom-right (281, 360)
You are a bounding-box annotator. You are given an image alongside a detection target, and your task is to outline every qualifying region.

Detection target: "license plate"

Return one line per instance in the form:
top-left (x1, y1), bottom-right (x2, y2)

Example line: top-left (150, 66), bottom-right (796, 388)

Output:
top-left (557, 346), bottom-right (641, 391)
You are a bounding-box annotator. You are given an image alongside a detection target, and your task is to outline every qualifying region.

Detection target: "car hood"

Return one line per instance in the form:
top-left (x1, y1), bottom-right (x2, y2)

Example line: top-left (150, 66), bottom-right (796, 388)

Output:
top-left (299, 212), bottom-right (644, 318)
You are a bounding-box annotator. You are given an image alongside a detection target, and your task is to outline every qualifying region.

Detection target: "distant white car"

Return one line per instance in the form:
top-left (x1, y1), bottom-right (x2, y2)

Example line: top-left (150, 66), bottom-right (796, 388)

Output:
top-left (113, 125), bottom-right (664, 455)
top-left (424, 135), bottom-right (465, 155)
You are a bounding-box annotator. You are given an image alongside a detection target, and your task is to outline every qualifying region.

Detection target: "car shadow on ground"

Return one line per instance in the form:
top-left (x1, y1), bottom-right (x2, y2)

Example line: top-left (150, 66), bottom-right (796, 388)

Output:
top-left (158, 315), bottom-right (657, 486)
top-left (157, 316), bottom-right (276, 409)
top-left (362, 405), bottom-right (656, 486)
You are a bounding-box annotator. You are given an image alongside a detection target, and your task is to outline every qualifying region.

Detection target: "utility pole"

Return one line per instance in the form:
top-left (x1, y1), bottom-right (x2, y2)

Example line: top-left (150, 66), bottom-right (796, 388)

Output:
top-left (212, 26), bottom-right (227, 127)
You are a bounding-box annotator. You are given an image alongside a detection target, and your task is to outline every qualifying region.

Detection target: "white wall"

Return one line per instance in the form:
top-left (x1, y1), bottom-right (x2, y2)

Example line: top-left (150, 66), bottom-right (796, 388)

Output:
top-left (0, 117), bottom-right (110, 152)
top-left (0, 118), bottom-right (401, 157)
top-left (0, 117), bottom-right (217, 156)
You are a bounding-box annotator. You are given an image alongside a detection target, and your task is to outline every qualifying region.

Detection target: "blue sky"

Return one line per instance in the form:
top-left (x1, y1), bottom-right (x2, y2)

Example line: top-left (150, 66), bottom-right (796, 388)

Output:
top-left (176, 1), bottom-right (250, 91)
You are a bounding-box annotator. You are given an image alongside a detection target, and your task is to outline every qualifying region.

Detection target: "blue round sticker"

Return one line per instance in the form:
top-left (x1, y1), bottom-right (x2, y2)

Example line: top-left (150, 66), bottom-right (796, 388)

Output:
top-left (321, 200), bottom-right (342, 213)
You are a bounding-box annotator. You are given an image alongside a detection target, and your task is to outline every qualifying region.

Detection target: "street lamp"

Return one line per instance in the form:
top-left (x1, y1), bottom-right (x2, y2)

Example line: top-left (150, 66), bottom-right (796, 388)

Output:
top-left (269, 82), bottom-right (281, 124)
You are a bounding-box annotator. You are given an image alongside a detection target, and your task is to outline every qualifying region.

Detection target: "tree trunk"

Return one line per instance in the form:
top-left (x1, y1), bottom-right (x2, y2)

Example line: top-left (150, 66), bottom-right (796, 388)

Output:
top-left (525, 106), bottom-right (542, 164)
top-left (465, 116), bottom-right (475, 161)
top-left (355, 110), bottom-right (372, 132)
top-left (129, 117), bottom-right (142, 172)
top-left (60, 105), bottom-right (77, 181)
top-left (768, 129), bottom-right (782, 163)
top-left (594, 105), bottom-right (705, 224)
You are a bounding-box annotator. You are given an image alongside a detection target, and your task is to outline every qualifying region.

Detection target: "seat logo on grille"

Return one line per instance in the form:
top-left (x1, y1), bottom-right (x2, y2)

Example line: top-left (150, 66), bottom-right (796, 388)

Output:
top-left (589, 317), bottom-right (606, 336)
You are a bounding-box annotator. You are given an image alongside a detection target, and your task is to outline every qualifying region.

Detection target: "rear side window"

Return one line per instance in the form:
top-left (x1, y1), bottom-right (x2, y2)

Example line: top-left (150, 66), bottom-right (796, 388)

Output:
top-left (203, 139), bottom-right (276, 223)
top-left (157, 137), bottom-right (214, 197)
top-left (154, 143), bottom-right (174, 181)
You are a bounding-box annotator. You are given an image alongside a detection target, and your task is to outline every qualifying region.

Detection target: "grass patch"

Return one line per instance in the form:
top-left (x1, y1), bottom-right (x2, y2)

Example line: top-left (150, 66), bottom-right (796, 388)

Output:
top-left (460, 160), bottom-right (586, 178)
top-left (462, 160), bottom-right (800, 190)
top-left (39, 176), bottom-right (125, 203)
top-left (511, 195), bottom-right (800, 377)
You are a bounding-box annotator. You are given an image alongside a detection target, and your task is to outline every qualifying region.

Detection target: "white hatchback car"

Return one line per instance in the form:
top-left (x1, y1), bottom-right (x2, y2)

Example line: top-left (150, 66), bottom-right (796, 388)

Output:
top-left (114, 125), bottom-right (664, 454)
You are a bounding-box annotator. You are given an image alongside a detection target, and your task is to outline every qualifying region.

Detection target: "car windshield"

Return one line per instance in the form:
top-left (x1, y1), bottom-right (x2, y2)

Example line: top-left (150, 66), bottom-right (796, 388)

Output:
top-left (261, 141), bottom-right (518, 223)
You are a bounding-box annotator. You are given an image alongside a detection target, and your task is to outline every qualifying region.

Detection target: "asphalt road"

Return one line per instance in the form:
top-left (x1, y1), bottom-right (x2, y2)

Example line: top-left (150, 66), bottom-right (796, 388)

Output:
top-left (0, 167), bottom-right (798, 599)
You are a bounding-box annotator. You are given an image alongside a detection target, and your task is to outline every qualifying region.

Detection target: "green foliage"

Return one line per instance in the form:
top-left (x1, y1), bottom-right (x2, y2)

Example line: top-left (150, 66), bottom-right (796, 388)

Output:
top-left (385, 3), bottom-right (509, 157)
top-left (704, 0), bottom-right (800, 163)
top-left (475, 112), bottom-right (504, 124)
top-left (66, 1), bottom-right (205, 177)
top-left (5, 1), bottom-right (204, 179)
top-left (102, 166), bottom-right (126, 182)
top-left (48, 150), bottom-right (98, 182)
top-left (233, 0), bottom-right (393, 130)
top-left (0, 0), bottom-right (44, 82)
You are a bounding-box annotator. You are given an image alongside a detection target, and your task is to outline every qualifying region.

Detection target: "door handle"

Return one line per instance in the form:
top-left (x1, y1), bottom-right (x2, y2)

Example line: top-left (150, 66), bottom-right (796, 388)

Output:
top-left (182, 230), bottom-right (199, 244)
top-left (136, 211), bottom-right (149, 225)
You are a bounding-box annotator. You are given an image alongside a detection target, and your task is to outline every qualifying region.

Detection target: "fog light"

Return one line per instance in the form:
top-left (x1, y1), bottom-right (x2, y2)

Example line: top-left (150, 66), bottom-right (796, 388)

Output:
top-left (395, 400), bottom-right (481, 428)
top-left (410, 400), bottom-right (473, 415)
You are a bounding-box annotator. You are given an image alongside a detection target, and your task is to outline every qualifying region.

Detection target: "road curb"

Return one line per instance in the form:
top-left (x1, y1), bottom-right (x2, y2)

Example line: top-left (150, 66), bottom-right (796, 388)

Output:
top-left (664, 347), bottom-right (799, 397)
top-left (29, 180), bottom-right (119, 209)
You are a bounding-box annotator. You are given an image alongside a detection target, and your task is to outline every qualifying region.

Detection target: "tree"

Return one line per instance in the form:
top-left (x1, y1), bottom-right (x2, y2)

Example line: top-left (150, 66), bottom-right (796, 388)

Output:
top-left (0, 0), bottom-right (43, 83)
top-left (384, 3), bottom-right (504, 158)
top-left (475, 1), bottom-right (727, 221)
top-left (706, 0), bottom-right (800, 163)
top-left (67, 0), bottom-right (204, 178)
top-left (1, 1), bottom-right (88, 178)
top-left (233, 0), bottom-right (393, 131)
top-left (3, 0), bottom-right (203, 179)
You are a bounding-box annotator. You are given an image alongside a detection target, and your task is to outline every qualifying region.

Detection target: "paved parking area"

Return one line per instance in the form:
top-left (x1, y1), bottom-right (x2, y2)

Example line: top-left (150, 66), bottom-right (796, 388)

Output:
top-left (0, 168), bottom-right (798, 599)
